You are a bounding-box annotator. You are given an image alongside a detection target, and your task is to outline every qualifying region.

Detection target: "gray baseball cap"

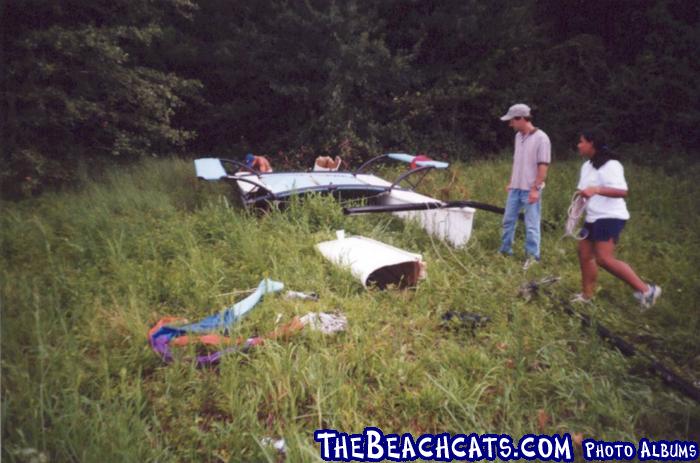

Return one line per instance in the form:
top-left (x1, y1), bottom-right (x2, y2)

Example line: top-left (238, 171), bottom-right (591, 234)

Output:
top-left (500, 103), bottom-right (531, 121)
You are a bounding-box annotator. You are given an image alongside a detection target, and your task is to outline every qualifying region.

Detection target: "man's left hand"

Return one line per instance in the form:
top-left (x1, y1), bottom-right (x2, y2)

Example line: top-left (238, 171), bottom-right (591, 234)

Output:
top-left (528, 188), bottom-right (540, 204)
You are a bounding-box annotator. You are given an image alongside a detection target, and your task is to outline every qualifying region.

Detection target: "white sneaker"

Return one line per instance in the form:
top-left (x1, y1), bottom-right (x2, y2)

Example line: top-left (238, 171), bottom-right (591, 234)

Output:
top-left (522, 257), bottom-right (539, 271)
top-left (570, 293), bottom-right (592, 304)
top-left (637, 284), bottom-right (662, 311)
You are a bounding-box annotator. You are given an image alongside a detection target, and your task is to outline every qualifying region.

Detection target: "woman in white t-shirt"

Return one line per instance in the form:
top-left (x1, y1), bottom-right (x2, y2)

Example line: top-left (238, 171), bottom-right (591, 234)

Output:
top-left (573, 130), bottom-right (661, 309)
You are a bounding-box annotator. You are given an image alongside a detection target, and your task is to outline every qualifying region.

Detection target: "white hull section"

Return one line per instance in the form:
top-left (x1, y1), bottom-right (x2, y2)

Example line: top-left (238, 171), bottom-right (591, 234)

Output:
top-left (381, 190), bottom-right (475, 247)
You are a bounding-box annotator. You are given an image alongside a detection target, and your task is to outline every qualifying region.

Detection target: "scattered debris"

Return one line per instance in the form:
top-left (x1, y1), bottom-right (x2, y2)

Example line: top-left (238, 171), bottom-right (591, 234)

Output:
top-left (260, 437), bottom-right (287, 454)
top-left (284, 290), bottom-right (319, 301)
top-left (299, 312), bottom-right (348, 334)
top-left (13, 448), bottom-right (49, 463)
top-left (541, 290), bottom-right (700, 404)
top-left (440, 310), bottom-right (491, 334)
top-left (148, 279), bottom-right (347, 365)
top-left (518, 276), bottom-right (561, 301)
top-left (194, 155), bottom-right (477, 247)
top-left (316, 232), bottom-right (425, 289)
top-left (256, 317), bottom-right (306, 343)
top-left (148, 279), bottom-right (284, 365)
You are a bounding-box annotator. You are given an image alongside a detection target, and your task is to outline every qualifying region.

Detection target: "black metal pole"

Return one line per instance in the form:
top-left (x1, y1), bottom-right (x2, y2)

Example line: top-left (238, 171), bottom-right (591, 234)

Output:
top-left (344, 200), bottom-right (509, 215)
top-left (557, 296), bottom-right (700, 403)
top-left (344, 200), bottom-right (525, 221)
top-left (343, 200), bottom-right (562, 230)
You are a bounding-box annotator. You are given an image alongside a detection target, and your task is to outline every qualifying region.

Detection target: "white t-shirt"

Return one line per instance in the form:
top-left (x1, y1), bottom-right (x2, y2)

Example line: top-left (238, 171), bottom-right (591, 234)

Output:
top-left (576, 160), bottom-right (630, 222)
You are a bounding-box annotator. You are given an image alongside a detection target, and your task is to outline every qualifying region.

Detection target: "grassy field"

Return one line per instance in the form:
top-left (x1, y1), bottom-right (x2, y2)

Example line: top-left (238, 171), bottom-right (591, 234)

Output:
top-left (2, 155), bottom-right (699, 462)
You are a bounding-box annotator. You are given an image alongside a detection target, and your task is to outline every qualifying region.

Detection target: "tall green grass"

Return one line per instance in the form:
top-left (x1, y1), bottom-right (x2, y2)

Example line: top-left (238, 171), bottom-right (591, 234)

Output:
top-left (2, 156), bottom-right (699, 461)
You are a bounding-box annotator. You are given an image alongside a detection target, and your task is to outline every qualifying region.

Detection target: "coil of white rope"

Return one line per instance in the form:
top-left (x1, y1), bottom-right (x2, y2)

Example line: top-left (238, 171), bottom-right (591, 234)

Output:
top-left (564, 191), bottom-right (588, 240)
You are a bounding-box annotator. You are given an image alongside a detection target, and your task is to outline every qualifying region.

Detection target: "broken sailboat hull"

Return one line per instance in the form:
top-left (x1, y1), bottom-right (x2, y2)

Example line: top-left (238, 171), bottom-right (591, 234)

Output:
top-left (316, 234), bottom-right (425, 289)
top-left (194, 156), bottom-right (476, 247)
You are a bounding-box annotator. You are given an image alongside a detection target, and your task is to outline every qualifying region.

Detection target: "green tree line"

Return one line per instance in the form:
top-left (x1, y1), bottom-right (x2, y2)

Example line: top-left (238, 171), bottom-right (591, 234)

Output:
top-left (2, 0), bottom-right (698, 197)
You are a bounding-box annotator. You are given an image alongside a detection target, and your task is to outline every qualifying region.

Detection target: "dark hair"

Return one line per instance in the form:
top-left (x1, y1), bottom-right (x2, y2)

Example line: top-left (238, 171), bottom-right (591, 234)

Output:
top-left (580, 129), bottom-right (616, 169)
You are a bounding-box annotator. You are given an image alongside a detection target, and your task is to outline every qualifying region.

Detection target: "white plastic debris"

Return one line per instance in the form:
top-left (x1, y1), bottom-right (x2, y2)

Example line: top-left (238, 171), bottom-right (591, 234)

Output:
top-left (299, 312), bottom-right (348, 334)
top-left (284, 290), bottom-right (319, 301)
top-left (260, 437), bottom-right (286, 454)
top-left (14, 448), bottom-right (49, 463)
top-left (316, 234), bottom-right (425, 288)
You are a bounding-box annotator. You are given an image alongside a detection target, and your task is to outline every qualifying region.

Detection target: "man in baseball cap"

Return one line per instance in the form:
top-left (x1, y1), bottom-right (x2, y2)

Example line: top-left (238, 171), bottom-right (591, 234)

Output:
top-left (498, 103), bottom-right (551, 270)
top-left (500, 103), bottom-right (532, 121)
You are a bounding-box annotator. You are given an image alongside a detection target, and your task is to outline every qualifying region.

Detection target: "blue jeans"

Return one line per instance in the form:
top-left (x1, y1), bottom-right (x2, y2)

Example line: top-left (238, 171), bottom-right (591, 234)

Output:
top-left (499, 189), bottom-right (541, 260)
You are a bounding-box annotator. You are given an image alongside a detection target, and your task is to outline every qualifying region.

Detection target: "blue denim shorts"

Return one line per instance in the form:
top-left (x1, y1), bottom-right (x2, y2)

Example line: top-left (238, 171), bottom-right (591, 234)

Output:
top-left (580, 219), bottom-right (626, 243)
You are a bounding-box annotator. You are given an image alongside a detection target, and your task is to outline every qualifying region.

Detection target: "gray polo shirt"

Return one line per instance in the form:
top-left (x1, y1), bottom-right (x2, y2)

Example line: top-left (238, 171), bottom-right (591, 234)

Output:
top-left (509, 128), bottom-right (551, 190)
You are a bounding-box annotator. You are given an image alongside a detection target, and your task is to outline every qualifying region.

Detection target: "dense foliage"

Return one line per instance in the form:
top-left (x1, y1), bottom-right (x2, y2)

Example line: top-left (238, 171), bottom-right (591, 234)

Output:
top-left (3, 0), bottom-right (699, 195)
top-left (1, 0), bottom-right (202, 195)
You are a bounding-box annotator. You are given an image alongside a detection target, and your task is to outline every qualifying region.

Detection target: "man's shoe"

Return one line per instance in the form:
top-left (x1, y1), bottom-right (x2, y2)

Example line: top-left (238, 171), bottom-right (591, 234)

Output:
top-left (522, 257), bottom-right (539, 270)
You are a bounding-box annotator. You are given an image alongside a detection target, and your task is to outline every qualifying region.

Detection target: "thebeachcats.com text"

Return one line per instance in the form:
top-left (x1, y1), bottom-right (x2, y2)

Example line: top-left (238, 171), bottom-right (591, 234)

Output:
top-left (314, 427), bottom-right (699, 462)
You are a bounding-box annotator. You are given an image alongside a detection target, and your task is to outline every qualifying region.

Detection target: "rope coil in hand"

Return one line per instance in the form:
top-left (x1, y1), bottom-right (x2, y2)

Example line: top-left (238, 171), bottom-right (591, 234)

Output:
top-left (564, 192), bottom-right (588, 240)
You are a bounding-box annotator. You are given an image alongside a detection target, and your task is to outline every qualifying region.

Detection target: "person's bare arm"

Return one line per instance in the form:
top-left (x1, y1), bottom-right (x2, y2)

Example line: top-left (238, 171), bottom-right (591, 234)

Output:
top-left (534, 163), bottom-right (548, 188)
top-left (579, 186), bottom-right (627, 199)
top-left (253, 156), bottom-right (273, 172)
top-left (528, 163), bottom-right (549, 203)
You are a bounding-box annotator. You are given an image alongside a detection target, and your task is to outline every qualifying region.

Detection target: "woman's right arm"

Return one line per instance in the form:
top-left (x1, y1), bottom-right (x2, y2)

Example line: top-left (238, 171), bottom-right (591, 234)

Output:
top-left (580, 186), bottom-right (627, 199)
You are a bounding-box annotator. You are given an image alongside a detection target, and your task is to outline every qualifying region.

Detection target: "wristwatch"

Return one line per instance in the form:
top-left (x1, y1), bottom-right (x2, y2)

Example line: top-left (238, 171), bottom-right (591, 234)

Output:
top-left (534, 182), bottom-right (545, 191)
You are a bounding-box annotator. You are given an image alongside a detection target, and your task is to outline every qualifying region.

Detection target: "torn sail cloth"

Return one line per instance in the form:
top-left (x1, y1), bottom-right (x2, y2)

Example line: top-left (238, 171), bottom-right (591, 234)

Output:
top-left (148, 279), bottom-right (284, 365)
top-left (148, 316), bottom-right (306, 366)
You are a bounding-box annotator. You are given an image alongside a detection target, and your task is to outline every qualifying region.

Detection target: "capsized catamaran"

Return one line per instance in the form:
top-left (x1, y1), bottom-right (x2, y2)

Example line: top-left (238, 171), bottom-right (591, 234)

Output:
top-left (194, 153), bottom-right (476, 246)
